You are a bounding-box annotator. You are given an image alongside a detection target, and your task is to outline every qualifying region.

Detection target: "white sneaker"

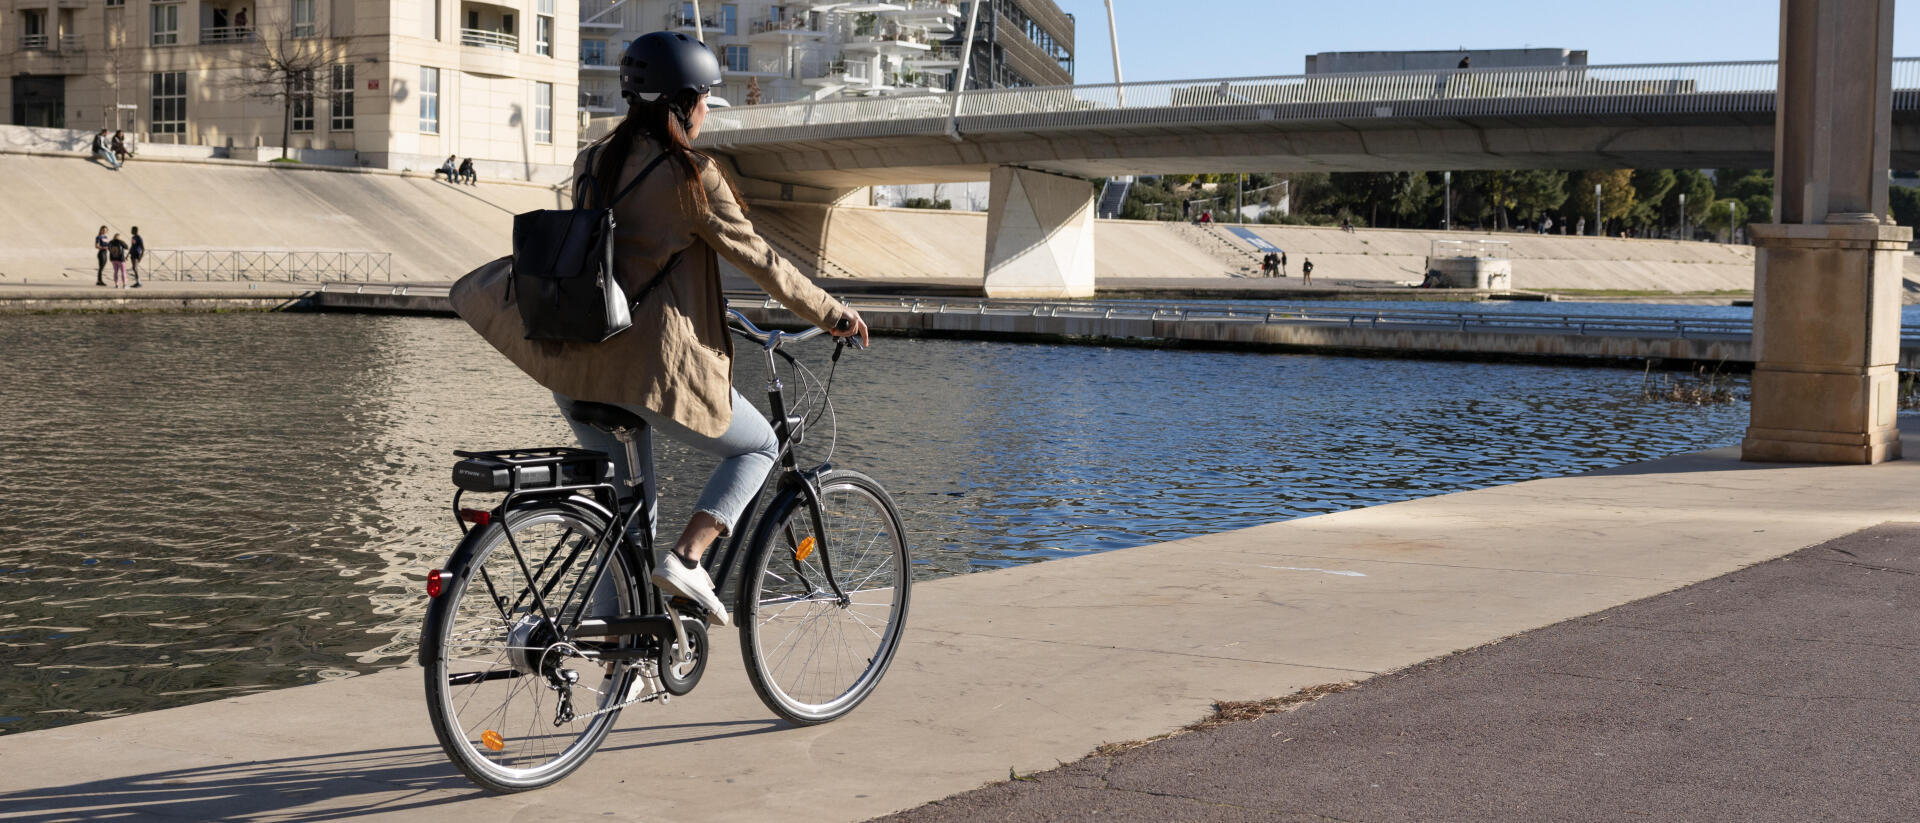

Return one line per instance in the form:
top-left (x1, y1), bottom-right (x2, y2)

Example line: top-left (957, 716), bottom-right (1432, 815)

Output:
top-left (651, 553), bottom-right (731, 628)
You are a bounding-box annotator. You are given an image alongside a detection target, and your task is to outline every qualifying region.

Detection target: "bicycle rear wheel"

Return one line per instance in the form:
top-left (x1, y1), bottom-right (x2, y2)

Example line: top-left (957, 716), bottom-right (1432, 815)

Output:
top-left (421, 502), bottom-right (637, 792)
top-left (738, 468), bottom-right (911, 725)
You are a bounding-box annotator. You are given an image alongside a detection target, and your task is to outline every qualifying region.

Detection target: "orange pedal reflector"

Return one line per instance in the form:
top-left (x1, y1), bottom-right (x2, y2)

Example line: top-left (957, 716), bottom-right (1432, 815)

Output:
top-left (794, 536), bottom-right (817, 563)
top-left (480, 730), bottom-right (505, 751)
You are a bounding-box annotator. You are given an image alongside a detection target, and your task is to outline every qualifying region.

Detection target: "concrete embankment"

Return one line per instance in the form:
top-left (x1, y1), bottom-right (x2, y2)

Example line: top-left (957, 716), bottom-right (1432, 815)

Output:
top-left (4, 421), bottom-right (1916, 821)
top-left (13, 150), bottom-right (1912, 298)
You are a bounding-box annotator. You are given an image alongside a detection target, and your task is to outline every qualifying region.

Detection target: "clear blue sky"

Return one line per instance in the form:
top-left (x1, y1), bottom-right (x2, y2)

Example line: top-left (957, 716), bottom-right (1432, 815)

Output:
top-left (1052, 0), bottom-right (1920, 84)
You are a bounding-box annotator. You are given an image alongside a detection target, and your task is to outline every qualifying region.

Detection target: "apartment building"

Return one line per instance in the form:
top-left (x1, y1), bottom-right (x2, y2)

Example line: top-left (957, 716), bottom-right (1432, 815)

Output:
top-left (2, 0), bottom-right (580, 180)
top-left (575, 0), bottom-right (1071, 114)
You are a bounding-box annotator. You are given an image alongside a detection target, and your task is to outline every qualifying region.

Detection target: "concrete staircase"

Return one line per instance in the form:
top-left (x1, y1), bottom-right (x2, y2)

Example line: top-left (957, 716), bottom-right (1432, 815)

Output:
top-left (1096, 179), bottom-right (1132, 219)
top-left (1168, 222), bottom-right (1260, 276)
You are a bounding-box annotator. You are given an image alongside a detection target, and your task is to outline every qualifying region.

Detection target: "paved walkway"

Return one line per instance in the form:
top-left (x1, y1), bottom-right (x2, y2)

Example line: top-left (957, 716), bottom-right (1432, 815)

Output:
top-left (1, 421), bottom-right (1915, 821)
top-left (882, 522), bottom-right (1920, 822)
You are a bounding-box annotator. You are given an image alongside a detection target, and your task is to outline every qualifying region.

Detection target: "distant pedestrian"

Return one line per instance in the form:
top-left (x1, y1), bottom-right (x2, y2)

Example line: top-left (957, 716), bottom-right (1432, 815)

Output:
top-left (1541, 215), bottom-right (1554, 234)
top-left (1302, 258), bottom-right (1314, 285)
top-left (234, 6), bottom-right (248, 28)
top-left (434, 155), bottom-right (458, 182)
top-left (91, 130), bottom-right (121, 170)
top-left (128, 226), bottom-right (145, 288)
top-left (458, 157), bottom-right (477, 185)
top-left (1279, 250), bottom-right (1288, 277)
top-left (93, 226), bottom-right (110, 286)
top-left (107, 233), bottom-right (129, 288)
top-left (1576, 216), bottom-right (1586, 236)
top-left (1340, 217), bottom-right (1354, 233)
top-left (1260, 252), bottom-right (1276, 277)
top-left (1458, 54), bottom-right (1471, 69)
top-left (111, 131), bottom-right (134, 162)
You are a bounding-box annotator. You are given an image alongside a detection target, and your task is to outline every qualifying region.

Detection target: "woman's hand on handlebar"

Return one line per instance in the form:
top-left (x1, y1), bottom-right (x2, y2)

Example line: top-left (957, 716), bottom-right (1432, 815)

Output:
top-left (830, 307), bottom-right (870, 349)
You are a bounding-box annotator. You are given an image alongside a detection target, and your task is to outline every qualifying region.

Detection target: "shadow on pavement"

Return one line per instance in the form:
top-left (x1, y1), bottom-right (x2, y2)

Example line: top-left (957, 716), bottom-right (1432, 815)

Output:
top-left (0, 718), bottom-right (782, 822)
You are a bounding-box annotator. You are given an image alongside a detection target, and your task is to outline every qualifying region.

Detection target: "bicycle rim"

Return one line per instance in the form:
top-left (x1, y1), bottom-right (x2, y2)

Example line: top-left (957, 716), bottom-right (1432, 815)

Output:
top-left (740, 470), bottom-right (910, 724)
top-left (423, 505), bottom-right (634, 792)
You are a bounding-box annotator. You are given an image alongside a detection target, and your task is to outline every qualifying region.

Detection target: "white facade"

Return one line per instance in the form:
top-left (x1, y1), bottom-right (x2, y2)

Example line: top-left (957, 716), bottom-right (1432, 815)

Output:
top-left (3, 0), bottom-right (581, 181)
top-left (576, 0), bottom-right (965, 114)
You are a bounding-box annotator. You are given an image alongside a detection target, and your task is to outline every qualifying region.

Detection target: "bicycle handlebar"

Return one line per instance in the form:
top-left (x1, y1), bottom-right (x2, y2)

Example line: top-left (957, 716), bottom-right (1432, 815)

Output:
top-left (727, 306), bottom-right (860, 350)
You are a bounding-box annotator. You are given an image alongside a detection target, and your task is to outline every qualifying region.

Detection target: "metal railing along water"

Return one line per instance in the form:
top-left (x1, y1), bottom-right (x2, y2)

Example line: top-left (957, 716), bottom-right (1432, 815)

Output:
top-left (147, 250), bottom-right (393, 282)
top-left (700, 58), bottom-right (1920, 146)
top-left (729, 292), bottom-right (1920, 346)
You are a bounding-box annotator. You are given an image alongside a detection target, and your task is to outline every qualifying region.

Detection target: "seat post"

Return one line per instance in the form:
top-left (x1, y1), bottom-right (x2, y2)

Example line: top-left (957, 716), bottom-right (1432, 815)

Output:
top-left (614, 428), bottom-right (643, 490)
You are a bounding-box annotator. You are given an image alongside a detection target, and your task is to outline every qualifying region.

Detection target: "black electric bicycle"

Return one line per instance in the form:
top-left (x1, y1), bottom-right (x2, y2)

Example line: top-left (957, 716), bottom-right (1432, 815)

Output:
top-left (420, 308), bottom-right (911, 793)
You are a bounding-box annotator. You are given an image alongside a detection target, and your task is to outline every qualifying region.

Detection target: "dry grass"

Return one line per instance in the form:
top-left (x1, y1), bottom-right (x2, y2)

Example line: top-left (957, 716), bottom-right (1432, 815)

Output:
top-left (1089, 682), bottom-right (1356, 758)
top-left (1640, 361), bottom-right (1743, 405)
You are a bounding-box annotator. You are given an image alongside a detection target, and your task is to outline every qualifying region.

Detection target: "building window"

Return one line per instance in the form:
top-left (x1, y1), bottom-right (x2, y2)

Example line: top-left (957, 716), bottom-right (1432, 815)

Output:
top-left (720, 3), bottom-right (736, 35)
top-left (419, 66), bottom-right (440, 133)
top-left (149, 1), bottom-right (178, 46)
top-left (105, 0), bottom-right (123, 7)
top-left (581, 39), bottom-right (605, 66)
top-left (292, 0), bottom-right (315, 36)
top-left (724, 45), bottom-right (747, 72)
top-left (535, 0), bottom-right (553, 56)
top-left (330, 64), bottom-right (355, 131)
top-left (291, 70), bottom-right (314, 132)
top-left (534, 82), bottom-right (552, 144)
top-left (150, 71), bottom-right (185, 133)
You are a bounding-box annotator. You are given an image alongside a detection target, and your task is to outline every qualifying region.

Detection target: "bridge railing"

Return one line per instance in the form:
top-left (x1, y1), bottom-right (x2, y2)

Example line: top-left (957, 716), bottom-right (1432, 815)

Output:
top-left (700, 58), bottom-right (1920, 145)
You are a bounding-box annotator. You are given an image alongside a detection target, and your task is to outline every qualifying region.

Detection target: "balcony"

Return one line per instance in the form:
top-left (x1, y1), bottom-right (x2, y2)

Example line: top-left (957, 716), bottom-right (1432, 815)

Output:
top-left (843, 21), bottom-right (931, 54)
top-left (18, 33), bottom-right (49, 49)
top-left (665, 10), bottom-right (716, 33)
top-left (580, 54), bottom-right (618, 72)
top-left (461, 28), bottom-right (518, 51)
top-left (579, 0), bottom-right (623, 29)
top-left (580, 91), bottom-right (617, 112)
top-left (904, 44), bottom-right (962, 68)
top-left (200, 26), bottom-right (256, 44)
top-left (15, 32), bottom-right (89, 72)
top-left (750, 15), bottom-right (825, 41)
top-left (722, 54), bottom-right (786, 78)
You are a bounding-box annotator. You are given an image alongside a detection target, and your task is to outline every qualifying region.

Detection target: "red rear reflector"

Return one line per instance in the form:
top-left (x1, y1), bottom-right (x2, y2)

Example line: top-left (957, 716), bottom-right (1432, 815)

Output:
top-left (459, 508), bottom-right (492, 525)
top-left (427, 569), bottom-right (444, 598)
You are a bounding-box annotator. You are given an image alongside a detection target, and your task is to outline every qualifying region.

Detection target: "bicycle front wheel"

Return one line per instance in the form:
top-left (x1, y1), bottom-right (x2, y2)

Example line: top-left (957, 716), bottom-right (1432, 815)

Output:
top-left (421, 502), bottom-right (637, 792)
top-left (738, 468), bottom-right (911, 725)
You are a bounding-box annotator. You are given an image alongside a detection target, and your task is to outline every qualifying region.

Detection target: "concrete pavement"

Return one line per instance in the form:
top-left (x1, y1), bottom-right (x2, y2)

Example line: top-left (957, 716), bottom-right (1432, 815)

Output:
top-left (1, 420), bottom-right (1916, 821)
top-left (882, 522), bottom-right (1920, 822)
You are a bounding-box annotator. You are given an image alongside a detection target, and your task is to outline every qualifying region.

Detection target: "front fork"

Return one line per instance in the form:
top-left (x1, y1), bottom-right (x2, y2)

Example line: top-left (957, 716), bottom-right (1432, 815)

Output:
top-left (765, 363), bottom-right (851, 607)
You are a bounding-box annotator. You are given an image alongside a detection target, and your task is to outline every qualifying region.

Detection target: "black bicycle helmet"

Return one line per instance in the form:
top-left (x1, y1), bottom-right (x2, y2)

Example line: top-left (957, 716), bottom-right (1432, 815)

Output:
top-left (619, 31), bottom-right (723, 110)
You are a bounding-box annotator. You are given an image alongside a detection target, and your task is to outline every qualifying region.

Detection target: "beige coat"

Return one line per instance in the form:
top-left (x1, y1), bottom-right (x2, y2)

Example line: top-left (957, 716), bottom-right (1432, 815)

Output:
top-left (451, 135), bottom-right (844, 438)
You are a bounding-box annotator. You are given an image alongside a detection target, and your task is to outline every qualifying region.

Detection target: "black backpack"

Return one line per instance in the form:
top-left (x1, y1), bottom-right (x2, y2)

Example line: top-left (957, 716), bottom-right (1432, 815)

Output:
top-left (510, 146), bottom-right (678, 343)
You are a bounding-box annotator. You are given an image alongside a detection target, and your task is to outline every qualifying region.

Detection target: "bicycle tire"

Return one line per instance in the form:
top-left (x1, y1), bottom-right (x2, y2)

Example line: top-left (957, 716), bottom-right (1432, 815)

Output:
top-left (421, 501), bottom-right (638, 792)
top-left (737, 468), bottom-right (911, 725)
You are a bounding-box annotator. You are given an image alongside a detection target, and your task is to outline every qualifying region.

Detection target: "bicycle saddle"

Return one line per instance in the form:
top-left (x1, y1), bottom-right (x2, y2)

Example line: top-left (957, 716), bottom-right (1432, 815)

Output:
top-left (568, 402), bottom-right (647, 432)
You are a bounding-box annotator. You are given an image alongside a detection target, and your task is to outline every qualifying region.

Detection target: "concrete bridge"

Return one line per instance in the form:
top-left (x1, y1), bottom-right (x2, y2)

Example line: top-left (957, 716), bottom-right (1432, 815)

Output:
top-left (696, 58), bottom-right (1920, 299)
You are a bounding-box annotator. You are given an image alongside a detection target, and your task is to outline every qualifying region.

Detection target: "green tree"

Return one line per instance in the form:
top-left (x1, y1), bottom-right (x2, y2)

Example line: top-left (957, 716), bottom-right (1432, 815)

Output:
top-left (1627, 169), bottom-right (1676, 233)
top-left (1890, 185), bottom-right (1920, 228)
top-left (1666, 169), bottom-right (1717, 237)
top-left (1576, 169), bottom-right (1636, 234)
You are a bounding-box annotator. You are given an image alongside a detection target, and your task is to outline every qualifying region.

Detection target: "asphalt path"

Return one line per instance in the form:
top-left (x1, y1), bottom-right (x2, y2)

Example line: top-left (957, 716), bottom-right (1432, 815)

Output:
top-left (879, 522), bottom-right (1920, 823)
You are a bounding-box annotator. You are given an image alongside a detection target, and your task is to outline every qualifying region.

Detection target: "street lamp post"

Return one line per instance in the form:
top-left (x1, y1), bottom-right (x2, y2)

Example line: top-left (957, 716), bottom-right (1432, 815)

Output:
top-left (1593, 183), bottom-right (1602, 236)
top-left (1678, 192), bottom-right (1687, 239)
top-left (1443, 171), bottom-right (1451, 230)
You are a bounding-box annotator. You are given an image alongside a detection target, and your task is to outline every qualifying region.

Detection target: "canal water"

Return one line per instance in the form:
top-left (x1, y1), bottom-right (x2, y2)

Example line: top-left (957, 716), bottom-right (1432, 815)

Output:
top-left (0, 310), bottom-right (1854, 733)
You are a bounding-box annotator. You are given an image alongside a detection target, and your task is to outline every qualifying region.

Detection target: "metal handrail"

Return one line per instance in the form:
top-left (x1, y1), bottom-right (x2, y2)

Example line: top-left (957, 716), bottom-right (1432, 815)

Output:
top-left (752, 15), bottom-right (820, 36)
top-left (725, 291), bottom-right (1920, 344)
top-left (459, 28), bottom-right (518, 51)
top-left (18, 34), bottom-right (48, 50)
top-left (146, 250), bottom-right (393, 282)
top-left (700, 57), bottom-right (1920, 145)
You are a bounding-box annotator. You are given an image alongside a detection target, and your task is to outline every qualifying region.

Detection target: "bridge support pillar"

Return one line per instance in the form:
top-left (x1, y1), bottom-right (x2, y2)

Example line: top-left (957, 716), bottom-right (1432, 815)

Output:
top-left (1743, 0), bottom-right (1908, 464)
top-left (983, 165), bottom-right (1096, 299)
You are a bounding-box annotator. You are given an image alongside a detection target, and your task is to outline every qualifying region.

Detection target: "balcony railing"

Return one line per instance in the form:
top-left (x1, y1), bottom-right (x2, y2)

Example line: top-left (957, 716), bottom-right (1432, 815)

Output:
top-left (200, 26), bottom-right (256, 44)
top-left (59, 33), bottom-right (83, 50)
top-left (18, 33), bottom-right (48, 50)
top-left (460, 28), bottom-right (518, 51)
top-left (752, 15), bottom-right (820, 36)
top-left (666, 10), bottom-right (716, 30)
top-left (580, 0), bottom-right (623, 26)
top-left (580, 91), bottom-right (615, 109)
top-left (848, 22), bottom-right (930, 46)
top-left (20, 33), bottom-right (89, 52)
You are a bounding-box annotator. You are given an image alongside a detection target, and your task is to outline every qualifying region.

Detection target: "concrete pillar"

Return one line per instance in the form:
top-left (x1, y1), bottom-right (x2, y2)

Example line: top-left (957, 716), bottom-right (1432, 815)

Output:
top-left (1742, 0), bottom-right (1909, 464)
top-left (982, 165), bottom-right (1095, 298)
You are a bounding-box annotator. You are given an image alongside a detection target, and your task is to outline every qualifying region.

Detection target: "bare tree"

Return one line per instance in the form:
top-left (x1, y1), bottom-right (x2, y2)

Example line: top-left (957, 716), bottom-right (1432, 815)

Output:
top-left (224, 15), bottom-right (357, 159)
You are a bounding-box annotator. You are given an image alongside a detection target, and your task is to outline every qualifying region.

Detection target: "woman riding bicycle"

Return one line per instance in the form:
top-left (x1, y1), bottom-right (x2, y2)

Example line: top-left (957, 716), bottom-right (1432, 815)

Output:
top-left (451, 31), bottom-right (870, 629)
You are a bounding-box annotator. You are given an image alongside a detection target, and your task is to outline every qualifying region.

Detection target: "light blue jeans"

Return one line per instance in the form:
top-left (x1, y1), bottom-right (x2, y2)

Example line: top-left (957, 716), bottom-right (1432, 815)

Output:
top-left (554, 390), bottom-right (779, 547)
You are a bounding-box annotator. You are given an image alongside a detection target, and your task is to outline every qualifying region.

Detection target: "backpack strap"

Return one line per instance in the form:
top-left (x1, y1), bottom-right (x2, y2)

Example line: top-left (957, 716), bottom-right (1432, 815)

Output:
top-left (606, 153), bottom-right (671, 209)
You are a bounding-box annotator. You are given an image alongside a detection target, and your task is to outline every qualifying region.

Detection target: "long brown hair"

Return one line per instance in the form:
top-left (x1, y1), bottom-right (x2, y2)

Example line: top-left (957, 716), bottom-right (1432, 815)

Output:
top-left (590, 95), bottom-right (744, 216)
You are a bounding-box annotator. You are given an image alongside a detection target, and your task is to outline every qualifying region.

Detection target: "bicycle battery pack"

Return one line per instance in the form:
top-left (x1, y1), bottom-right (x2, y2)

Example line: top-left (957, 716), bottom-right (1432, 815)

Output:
top-left (452, 448), bottom-right (613, 493)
